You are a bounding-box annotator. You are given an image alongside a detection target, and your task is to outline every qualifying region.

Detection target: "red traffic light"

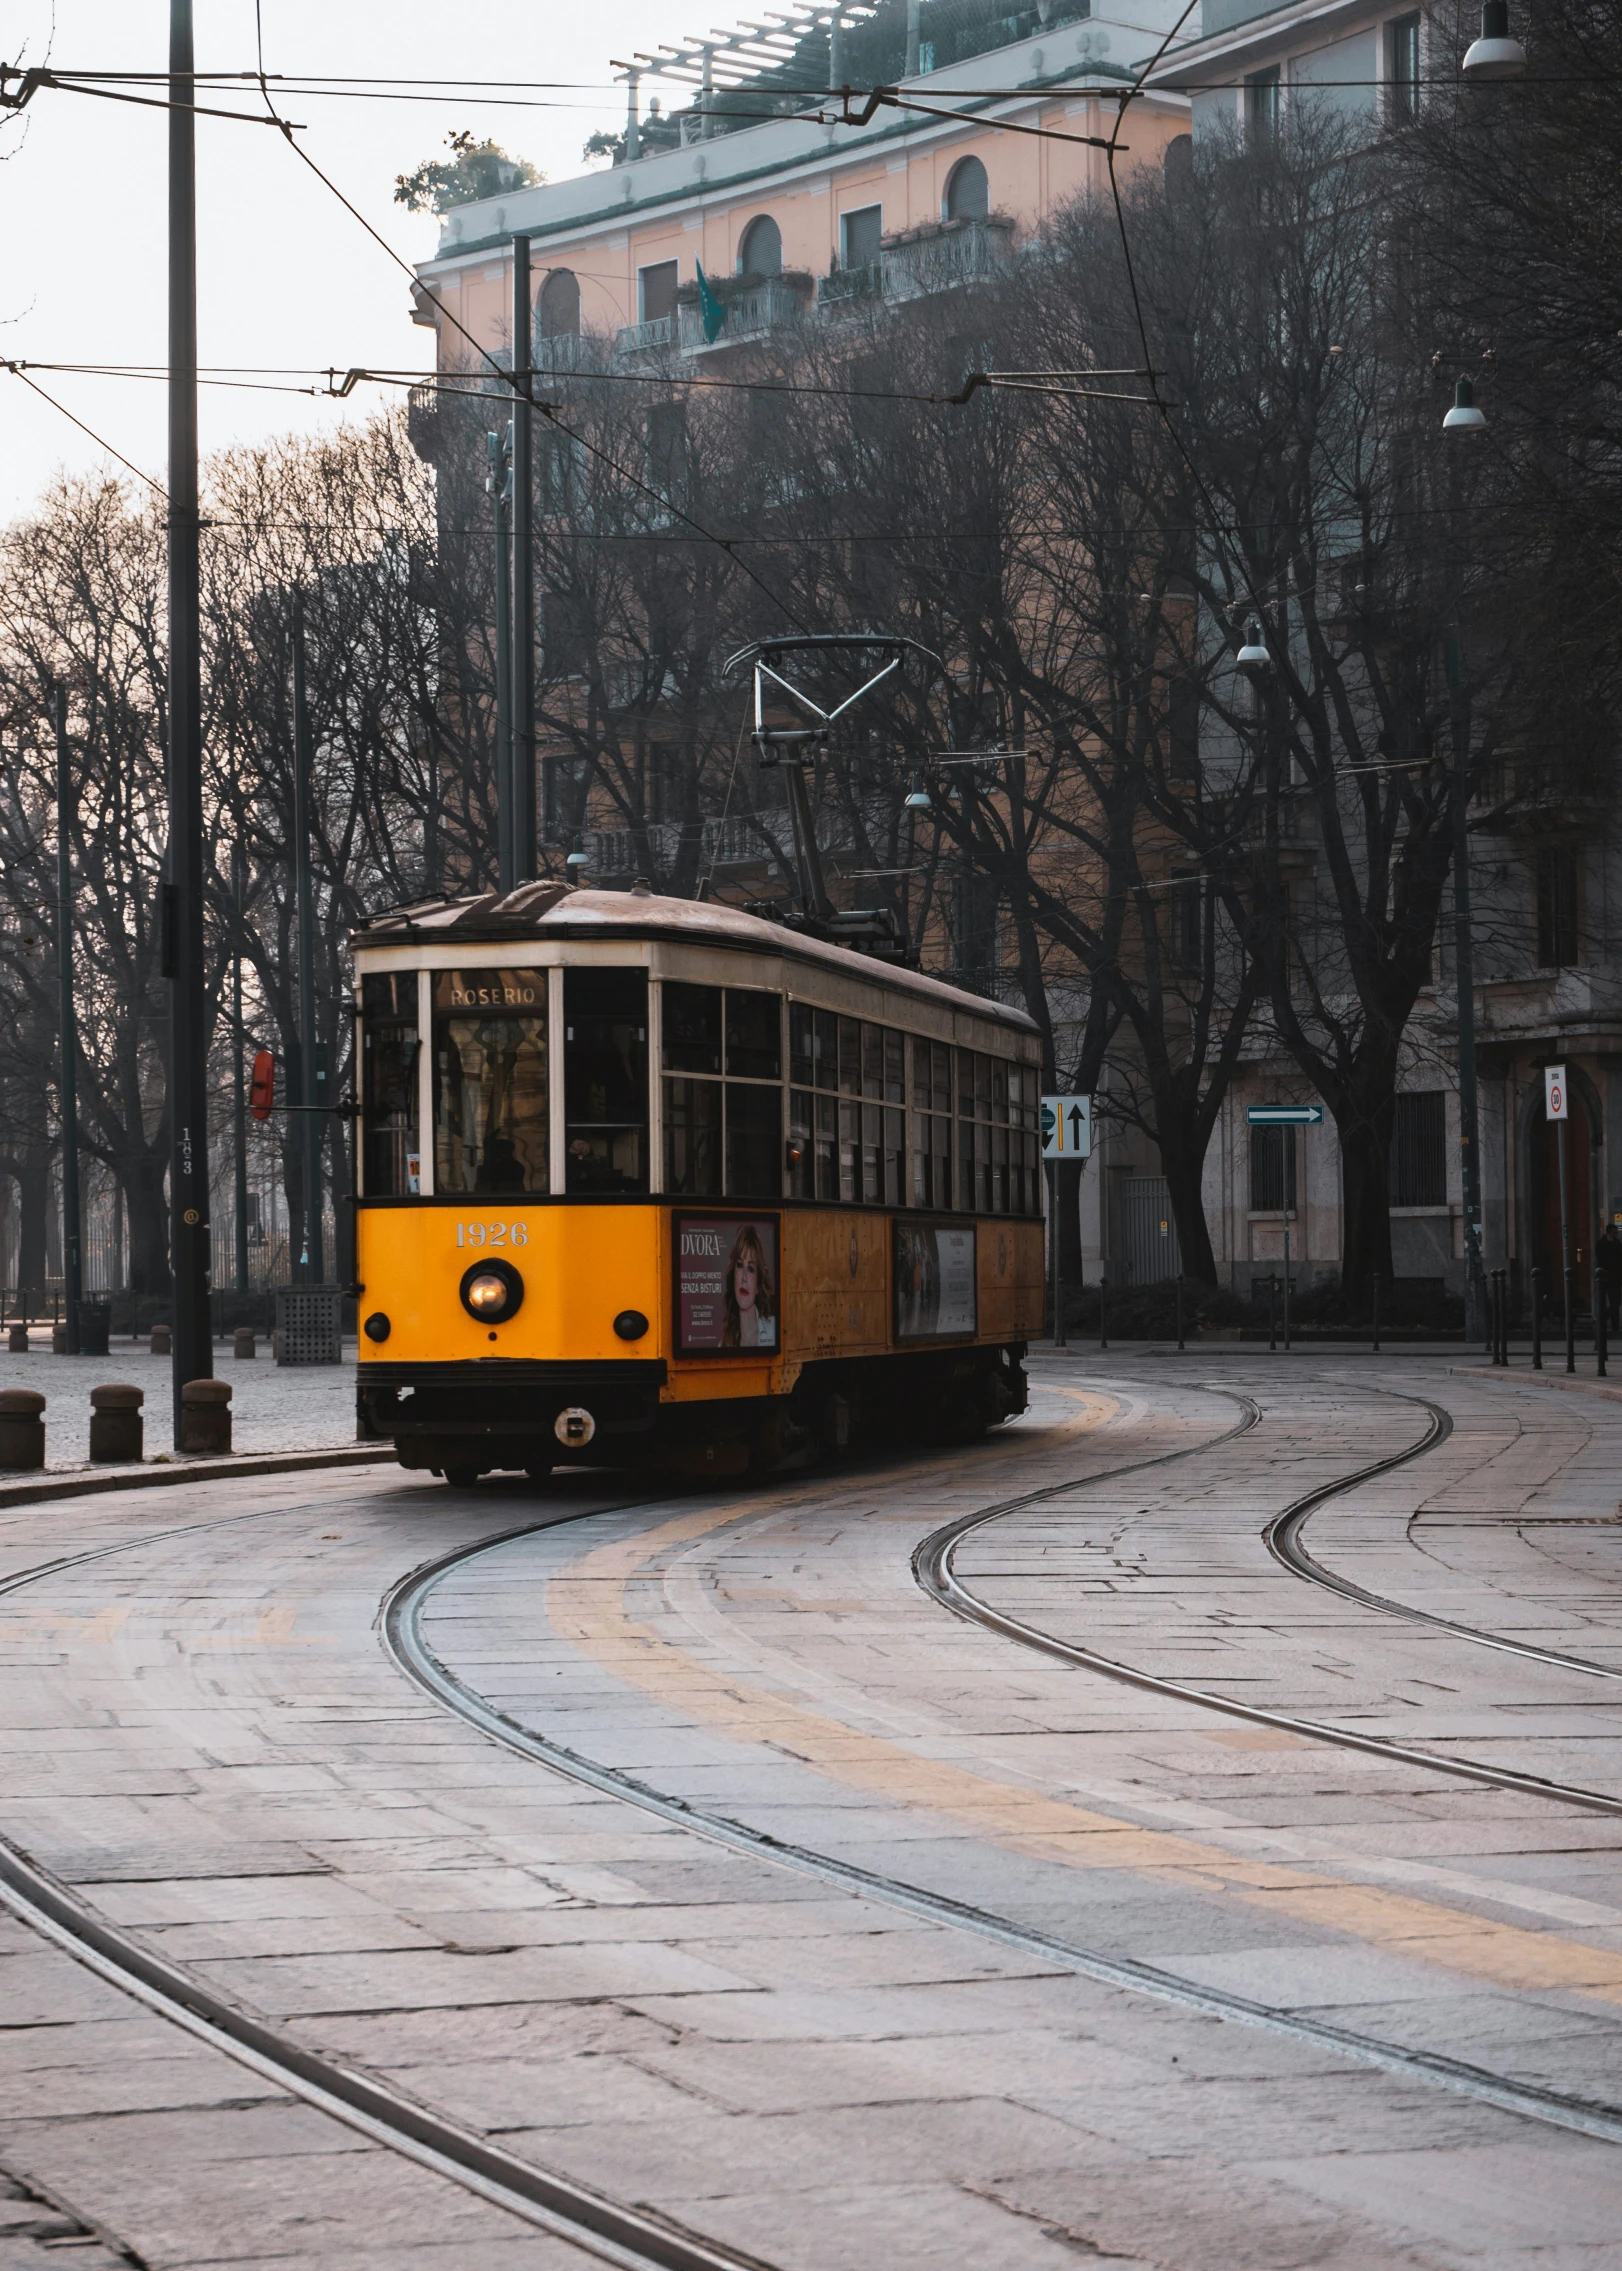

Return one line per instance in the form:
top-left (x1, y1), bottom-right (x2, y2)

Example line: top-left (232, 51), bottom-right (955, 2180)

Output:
top-left (249, 1049), bottom-right (276, 1121)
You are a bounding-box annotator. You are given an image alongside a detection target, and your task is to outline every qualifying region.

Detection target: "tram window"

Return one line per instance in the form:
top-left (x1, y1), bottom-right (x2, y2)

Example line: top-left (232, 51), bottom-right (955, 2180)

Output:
top-left (432, 968), bottom-right (548, 1195)
top-left (565, 968), bottom-right (648, 1194)
top-left (362, 973), bottom-right (420, 1196)
top-left (992, 1060), bottom-right (1008, 1121)
top-left (839, 1099), bottom-right (858, 1201)
top-left (838, 1017), bottom-right (861, 1096)
top-left (861, 1102), bottom-right (882, 1204)
top-left (884, 1029), bottom-right (906, 1104)
top-left (664, 982), bottom-right (722, 1074)
top-left (727, 1083), bottom-right (781, 1196)
top-left (725, 990), bottom-right (781, 1080)
top-left (790, 1003), bottom-right (816, 1088)
top-left (665, 1076), bottom-right (722, 1195)
top-left (815, 1091), bottom-right (837, 1199)
top-left (861, 1023), bottom-right (884, 1100)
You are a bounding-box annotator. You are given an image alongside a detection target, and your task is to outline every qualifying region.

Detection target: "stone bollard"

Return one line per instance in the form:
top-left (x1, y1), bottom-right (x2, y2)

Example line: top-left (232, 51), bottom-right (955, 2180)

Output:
top-left (89, 1384), bottom-right (143, 1464)
top-left (180, 1378), bottom-right (231, 1456)
top-left (51, 1325), bottom-right (67, 1356)
top-left (0, 1388), bottom-right (45, 1470)
top-left (233, 1326), bottom-right (256, 1360)
top-left (150, 1324), bottom-right (171, 1357)
top-left (7, 1324), bottom-right (27, 1354)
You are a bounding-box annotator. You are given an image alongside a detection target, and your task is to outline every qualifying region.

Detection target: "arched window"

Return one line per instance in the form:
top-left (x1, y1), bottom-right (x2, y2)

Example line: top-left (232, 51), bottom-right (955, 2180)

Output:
top-left (943, 155), bottom-right (989, 222)
top-left (737, 215), bottom-right (783, 278)
top-left (538, 268), bottom-right (581, 340)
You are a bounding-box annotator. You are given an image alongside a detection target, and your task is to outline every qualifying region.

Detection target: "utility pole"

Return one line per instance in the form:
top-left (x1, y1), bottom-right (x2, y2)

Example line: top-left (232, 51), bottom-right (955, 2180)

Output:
top-left (53, 685), bottom-right (83, 1355)
top-left (510, 234), bottom-right (537, 883)
top-left (291, 593), bottom-right (325, 1282)
top-left (166, 0), bottom-right (213, 1436)
top-left (1446, 628), bottom-right (1487, 1345)
top-left (231, 842), bottom-right (250, 1294)
top-left (487, 427), bottom-right (514, 891)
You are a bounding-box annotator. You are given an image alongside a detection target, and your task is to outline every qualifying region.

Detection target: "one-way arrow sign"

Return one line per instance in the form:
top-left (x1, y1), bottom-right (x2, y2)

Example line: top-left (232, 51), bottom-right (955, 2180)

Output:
top-left (1246, 1104), bottom-right (1324, 1126)
top-left (1042, 1094), bottom-right (1093, 1160)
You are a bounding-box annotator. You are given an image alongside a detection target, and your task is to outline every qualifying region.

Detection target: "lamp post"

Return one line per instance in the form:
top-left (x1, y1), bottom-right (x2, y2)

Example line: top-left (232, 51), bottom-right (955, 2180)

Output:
top-left (53, 686), bottom-right (83, 1354)
top-left (1442, 380), bottom-right (1489, 1346)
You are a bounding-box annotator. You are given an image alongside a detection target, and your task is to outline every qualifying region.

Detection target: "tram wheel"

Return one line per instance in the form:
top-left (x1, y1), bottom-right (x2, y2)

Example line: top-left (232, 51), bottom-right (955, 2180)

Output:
top-left (443, 1465), bottom-right (480, 1488)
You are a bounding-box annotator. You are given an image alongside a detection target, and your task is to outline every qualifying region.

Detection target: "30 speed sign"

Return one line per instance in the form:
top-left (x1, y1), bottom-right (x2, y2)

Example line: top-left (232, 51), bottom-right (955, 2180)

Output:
top-left (1545, 1064), bottom-right (1568, 1122)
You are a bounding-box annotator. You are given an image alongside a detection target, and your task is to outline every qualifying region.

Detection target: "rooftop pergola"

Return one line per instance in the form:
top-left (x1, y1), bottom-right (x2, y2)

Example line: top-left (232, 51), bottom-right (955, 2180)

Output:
top-left (610, 5), bottom-right (881, 93)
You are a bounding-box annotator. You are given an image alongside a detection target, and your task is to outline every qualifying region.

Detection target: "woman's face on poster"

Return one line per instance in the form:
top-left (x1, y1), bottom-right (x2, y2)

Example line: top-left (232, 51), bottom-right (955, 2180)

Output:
top-left (733, 1251), bottom-right (758, 1312)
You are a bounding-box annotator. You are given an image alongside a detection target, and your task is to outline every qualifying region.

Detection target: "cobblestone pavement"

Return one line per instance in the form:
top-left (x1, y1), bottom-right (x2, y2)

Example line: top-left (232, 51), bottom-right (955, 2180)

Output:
top-left (1, 1356), bottom-right (1621, 2267)
top-left (0, 1341), bottom-right (359, 1468)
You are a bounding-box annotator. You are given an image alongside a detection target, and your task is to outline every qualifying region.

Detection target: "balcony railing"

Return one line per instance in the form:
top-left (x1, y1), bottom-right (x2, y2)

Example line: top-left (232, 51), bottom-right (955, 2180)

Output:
top-left (881, 218), bottom-right (1015, 301)
top-left (612, 313), bottom-right (677, 357)
top-left (677, 279), bottom-right (805, 353)
top-left (534, 331), bottom-right (601, 374)
top-left (815, 261), bottom-right (884, 311)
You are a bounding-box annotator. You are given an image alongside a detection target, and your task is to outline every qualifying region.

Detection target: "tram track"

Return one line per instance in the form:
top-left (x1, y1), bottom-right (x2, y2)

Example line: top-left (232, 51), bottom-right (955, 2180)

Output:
top-left (0, 1481), bottom-right (776, 2271)
top-left (383, 1388), bottom-right (1622, 2152)
top-left (1264, 1395), bottom-right (1622, 1683)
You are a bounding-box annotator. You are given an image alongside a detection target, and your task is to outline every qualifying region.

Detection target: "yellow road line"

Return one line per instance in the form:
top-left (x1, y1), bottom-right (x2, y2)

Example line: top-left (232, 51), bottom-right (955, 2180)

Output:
top-left (546, 1391), bottom-right (1622, 2007)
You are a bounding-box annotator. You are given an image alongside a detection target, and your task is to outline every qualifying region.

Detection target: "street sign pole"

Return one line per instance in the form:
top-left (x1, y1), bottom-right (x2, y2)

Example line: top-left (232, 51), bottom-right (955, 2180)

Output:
top-left (166, 0), bottom-right (214, 1442)
top-left (1040, 1095), bottom-right (1090, 1349)
top-left (1547, 1067), bottom-right (1573, 1376)
top-left (1048, 1159), bottom-right (1064, 1348)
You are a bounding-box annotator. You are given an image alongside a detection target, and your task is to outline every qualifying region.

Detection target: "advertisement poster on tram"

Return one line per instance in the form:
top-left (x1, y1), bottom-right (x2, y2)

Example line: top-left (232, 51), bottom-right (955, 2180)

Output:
top-left (893, 1220), bottom-right (978, 1341)
top-left (674, 1214), bottom-right (780, 1354)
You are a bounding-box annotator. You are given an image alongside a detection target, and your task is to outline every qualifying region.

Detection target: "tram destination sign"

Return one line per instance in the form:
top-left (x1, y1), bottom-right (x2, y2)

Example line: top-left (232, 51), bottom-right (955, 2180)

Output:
top-left (1041, 1095), bottom-right (1092, 1160)
top-left (1246, 1104), bottom-right (1324, 1126)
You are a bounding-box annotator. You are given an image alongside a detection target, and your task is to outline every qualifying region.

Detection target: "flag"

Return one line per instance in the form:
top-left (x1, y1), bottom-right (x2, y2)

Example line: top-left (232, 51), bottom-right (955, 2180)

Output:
top-left (696, 261), bottom-right (726, 344)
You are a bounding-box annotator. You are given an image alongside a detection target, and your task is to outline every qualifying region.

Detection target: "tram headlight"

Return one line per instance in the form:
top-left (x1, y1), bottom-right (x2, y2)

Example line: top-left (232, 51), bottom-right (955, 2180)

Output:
top-left (459, 1259), bottom-right (524, 1324)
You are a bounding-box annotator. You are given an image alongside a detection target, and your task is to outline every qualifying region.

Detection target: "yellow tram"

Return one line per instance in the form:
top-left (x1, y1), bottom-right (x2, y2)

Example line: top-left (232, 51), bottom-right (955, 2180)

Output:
top-left (352, 884), bottom-right (1046, 1481)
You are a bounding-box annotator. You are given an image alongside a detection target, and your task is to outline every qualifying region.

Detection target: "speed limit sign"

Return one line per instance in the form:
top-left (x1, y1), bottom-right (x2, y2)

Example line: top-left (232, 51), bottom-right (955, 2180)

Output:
top-left (1544, 1064), bottom-right (1568, 1121)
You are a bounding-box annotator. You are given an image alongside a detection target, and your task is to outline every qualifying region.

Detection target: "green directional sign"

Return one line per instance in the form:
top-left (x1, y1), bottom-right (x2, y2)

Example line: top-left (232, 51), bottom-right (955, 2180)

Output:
top-left (1042, 1094), bottom-right (1092, 1160)
top-left (1247, 1104), bottom-right (1324, 1125)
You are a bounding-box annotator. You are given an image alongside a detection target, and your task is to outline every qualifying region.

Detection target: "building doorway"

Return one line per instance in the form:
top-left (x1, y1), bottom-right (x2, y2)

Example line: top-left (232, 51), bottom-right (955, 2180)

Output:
top-left (1531, 1083), bottom-right (1596, 1308)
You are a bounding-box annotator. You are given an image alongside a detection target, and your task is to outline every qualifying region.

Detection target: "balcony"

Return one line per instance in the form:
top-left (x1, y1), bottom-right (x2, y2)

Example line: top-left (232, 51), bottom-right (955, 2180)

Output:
top-left (612, 313), bottom-right (677, 357)
top-left (815, 261), bottom-right (884, 312)
top-left (534, 330), bottom-right (602, 375)
top-left (677, 277), bottom-right (807, 353)
top-left (815, 219), bottom-right (1014, 316)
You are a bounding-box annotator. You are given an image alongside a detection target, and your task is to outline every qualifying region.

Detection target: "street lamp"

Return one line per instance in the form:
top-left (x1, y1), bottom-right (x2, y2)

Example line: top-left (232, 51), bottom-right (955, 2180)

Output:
top-left (1236, 620), bottom-right (1271, 672)
top-left (1463, 0), bottom-right (1527, 79)
top-left (904, 783), bottom-right (933, 811)
top-left (1442, 377), bottom-right (1488, 432)
top-left (1442, 388), bottom-right (1489, 1344)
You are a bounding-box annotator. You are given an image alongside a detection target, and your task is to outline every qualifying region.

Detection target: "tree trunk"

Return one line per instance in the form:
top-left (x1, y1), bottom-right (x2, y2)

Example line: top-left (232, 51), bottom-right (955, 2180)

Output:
top-left (15, 1141), bottom-right (50, 1302)
top-left (122, 1154), bottom-right (172, 1297)
top-left (1159, 1121), bottom-right (1220, 1285)
top-left (1336, 1098), bottom-right (1398, 1303)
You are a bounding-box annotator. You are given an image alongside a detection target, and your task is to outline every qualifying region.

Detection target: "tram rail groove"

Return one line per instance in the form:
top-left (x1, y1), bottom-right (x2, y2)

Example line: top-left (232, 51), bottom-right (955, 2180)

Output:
top-left (383, 1391), bottom-right (1622, 2151)
top-left (1266, 1394), bottom-right (1622, 1683)
top-left (921, 1388), bottom-right (1622, 1818)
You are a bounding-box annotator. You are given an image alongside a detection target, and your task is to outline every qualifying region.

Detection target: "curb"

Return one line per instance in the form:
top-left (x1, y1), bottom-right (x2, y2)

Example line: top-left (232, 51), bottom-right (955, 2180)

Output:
top-left (0, 1444), bottom-right (396, 1514)
top-left (1447, 1365), bottom-right (1622, 1406)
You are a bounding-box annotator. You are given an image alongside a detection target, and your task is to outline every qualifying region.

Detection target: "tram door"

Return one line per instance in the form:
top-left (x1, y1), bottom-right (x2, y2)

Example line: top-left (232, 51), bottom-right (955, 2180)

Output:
top-left (1532, 1086), bottom-right (1595, 1307)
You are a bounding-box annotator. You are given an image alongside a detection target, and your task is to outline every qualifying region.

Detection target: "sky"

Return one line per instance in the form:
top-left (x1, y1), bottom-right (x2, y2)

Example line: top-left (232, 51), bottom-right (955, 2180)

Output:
top-left (0, 1), bottom-right (676, 520)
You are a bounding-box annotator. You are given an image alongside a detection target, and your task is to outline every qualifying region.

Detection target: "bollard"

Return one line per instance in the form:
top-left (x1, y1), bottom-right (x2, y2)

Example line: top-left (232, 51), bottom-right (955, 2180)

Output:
top-left (89, 1383), bottom-right (143, 1464)
top-left (0, 1388), bottom-right (45, 1470)
top-left (233, 1326), bottom-right (256, 1360)
top-left (51, 1324), bottom-right (67, 1356)
top-left (7, 1324), bottom-right (27, 1355)
top-left (180, 1377), bottom-right (231, 1456)
top-left (150, 1323), bottom-right (171, 1358)
top-left (1371, 1271), bottom-right (1381, 1356)
top-left (1531, 1266), bottom-right (1543, 1370)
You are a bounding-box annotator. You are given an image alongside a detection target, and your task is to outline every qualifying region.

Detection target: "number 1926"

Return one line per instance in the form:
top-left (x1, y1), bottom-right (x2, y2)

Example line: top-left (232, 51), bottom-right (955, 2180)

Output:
top-left (455, 1221), bottom-right (529, 1249)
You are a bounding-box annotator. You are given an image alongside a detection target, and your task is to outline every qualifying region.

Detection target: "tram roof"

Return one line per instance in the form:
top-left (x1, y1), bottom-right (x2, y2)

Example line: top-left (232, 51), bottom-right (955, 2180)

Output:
top-left (352, 884), bottom-right (1039, 1034)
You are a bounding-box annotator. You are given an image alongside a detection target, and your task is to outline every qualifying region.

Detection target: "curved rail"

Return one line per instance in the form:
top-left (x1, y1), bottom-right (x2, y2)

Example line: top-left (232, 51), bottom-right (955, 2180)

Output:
top-left (0, 1488), bottom-right (773, 2271)
top-left (1264, 1396), bottom-right (1622, 1681)
top-left (917, 1390), bottom-right (1622, 1818)
top-left (382, 1393), bottom-right (1622, 2149)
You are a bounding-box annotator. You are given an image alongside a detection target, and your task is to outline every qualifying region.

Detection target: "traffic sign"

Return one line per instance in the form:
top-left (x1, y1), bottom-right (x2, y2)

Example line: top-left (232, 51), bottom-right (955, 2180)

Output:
top-left (1545, 1064), bottom-right (1568, 1121)
top-left (1246, 1104), bottom-right (1323, 1126)
top-left (1041, 1094), bottom-right (1092, 1160)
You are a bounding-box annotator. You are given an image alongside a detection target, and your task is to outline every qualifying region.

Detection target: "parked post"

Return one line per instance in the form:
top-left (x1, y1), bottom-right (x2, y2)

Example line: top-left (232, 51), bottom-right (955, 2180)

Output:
top-left (1566, 1263), bottom-right (1577, 1376)
top-left (1047, 1158), bottom-right (1064, 1348)
top-left (1531, 1264), bottom-right (1543, 1370)
top-left (52, 685), bottom-right (83, 1355)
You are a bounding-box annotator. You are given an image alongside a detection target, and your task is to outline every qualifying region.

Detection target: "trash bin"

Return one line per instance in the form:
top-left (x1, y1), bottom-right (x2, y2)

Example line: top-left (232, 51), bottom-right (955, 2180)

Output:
top-left (273, 1287), bottom-right (343, 1366)
top-left (77, 1301), bottom-right (111, 1357)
